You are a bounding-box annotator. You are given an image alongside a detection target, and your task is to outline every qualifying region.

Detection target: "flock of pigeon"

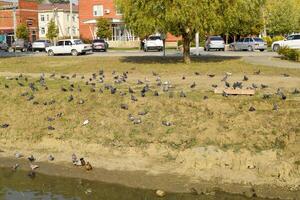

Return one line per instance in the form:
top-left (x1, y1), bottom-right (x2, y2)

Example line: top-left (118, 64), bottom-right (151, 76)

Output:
top-left (0, 68), bottom-right (299, 179)
top-left (0, 69), bottom-right (300, 129)
top-left (12, 152), bottom-right (92, 178)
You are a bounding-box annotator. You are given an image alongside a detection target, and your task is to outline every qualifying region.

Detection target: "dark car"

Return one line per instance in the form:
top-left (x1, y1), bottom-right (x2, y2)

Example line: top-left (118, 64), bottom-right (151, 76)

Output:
top-left (92, 39), bottom-right (108, 52)
top-left (12, 39), bottom-right (31, 52)
top-left (0, 41), bottom-right (8, 51)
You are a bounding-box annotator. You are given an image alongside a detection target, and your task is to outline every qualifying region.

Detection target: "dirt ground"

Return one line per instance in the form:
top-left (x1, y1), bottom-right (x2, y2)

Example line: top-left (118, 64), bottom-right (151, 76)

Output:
top-left (0, 56), bottom-right (299, 199)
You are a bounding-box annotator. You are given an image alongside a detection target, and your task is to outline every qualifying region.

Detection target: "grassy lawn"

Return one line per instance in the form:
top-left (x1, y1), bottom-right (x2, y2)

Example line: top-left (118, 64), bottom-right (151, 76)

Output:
top-left (0, 56), bottom-right (299, 155)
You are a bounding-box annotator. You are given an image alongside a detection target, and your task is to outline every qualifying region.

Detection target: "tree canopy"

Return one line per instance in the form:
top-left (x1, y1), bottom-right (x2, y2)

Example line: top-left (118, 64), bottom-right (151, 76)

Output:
top-left (16, 24), bottom-right (29, 40)
top-left (46, 19), bottom-right (59, 41)
top-left (96, 18), bottom-right (112, 39)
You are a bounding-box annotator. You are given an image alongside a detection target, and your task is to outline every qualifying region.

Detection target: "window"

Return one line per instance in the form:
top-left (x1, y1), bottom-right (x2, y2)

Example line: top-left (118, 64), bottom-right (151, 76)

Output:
top-left (254, 38), bottom-right (264, 42)
top-left (93, 5), bottom-right (103, 16)
top-left (26, 19), bottom-right (33, 26)
top-left (287, 35), bottom-right (294, 40)
top-left (210, 36), bottom-right (223, 41)
top-left (41, 27), bottom-right (45, 34)
top-left (57, 41), bottom-right (64, 46)
top-left (65, 41), bottom-right (72, 46)
top-left (244, 38), bottom-right (251, 43)
top-left (293, 35), bottom-right (300, 40)
top-left (41, 15), bottom-right (45, 22)
top-left (237, 38), bottom-right (244, 42)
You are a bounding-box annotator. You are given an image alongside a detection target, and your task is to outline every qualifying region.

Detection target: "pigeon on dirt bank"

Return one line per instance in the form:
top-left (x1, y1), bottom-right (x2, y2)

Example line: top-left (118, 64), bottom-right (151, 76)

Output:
top-left (249, 106), bottom-right (256, 112)
top-left (153, 91), bottom-right (159, 96)
top-left (162, 121), bottom-right (172, 126)
top-left (120, 104), bottom-right (129, 110)
top-left (129, 87), bottom-right (135, 94)
top-left (28, 155), bottom-right (35, 162)
top-left (68, 95), bottom-right (74, 102)
top-left (190, 82), bottom-right (196, 88)
top-left (243, 75), bottom-right (249, 81)
top-left (48, 126), bottom-right (55, 131)
top-left (180, 91), bottom-right (186, 98)
top-left (254, 69), bottom-right (261, 75)
top-left (0, 124), bottom-right (9, 128)
top-left (225, 81), bottom-right (230, 88)
top-left (208, 74), bottom-right (215, 78)
top-left (131, 95), bottom-right (138, 102)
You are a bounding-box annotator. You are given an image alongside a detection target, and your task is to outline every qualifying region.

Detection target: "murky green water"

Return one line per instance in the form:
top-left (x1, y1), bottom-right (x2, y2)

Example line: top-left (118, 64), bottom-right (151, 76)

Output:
top-left (0, 167), bottom-right (264, 200)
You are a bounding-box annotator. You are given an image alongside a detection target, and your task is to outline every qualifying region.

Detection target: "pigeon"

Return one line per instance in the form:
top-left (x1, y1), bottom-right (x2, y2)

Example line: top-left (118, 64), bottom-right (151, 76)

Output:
top-left (86, 162), bottom-right (93, 171)
top-left (99, 88), bottom-right (103, 93)
top-left (68, 95), bottom-right (74, 102)
top-left (28, 155), bottom-right (35, 162)
top-left (195, 72), bottom-right (200, 76)
top-left (252, 83), bottom-right (258, 89)
top-left (83, 120), bottom-right (89, 126)
top-left (120, 104), bottom-right (129, 110)
top-left (90, 88), bottom-right (96, 93)
top-left (260, 84), bottom-right (269, 89)
top-left (12, 163), bottom-right (19, 171)
top-left (162, 121), bottom-right (172, 126)
top-left (72, 153), bottom-right (78, 164)
top-left (152, 71), bottom-right (159, 76)
top-left (128, 87), bottom-right (135, 94)
top-left (208, 74), bottom-right (215, 78)
top-left (80, 158), bottom-right (86, 166)
top-left (282, 73), bottom-right (290, 77)
top-left (281, 93), bottom-right (287, 100)
top-left (21, 92), bottom-right (29, 97)
top-left (292, 88), bottom-right (300, 94)
top-left (30, 164), bottom-right (39, 170)
top-left (110, 87), bottom-right (117, 94)
top-left (78, 99), bottom-right (85, 104)
top-left (190, 82), bottom-right (196, 88)
top-left (225, 81), bottom-right (230, 88)
top-left (27, 95), bottom-right (34, 101)
top-left (189, 188), bottom-right (199, 195)
top-left (138, 111), bottom-right (148, 116)
top-left (128, 114), bottom-right (135, 121)
top-left (48, 126), bottom-right (55, 130)
top-left (133, 118), bottom-right (142, 124)
top-left (15, 152), bottom-right (23, 159)
top-left (233, 82), bottom-right (243, 89)
top-left (212, 84), bottom-right (218, 88)
top-left (50, 73), bottom-right (55, 78)
top-left (249, 106), bottom-right (256, 112)
top-left (48, 155), bottom-right (55, 161)
top-left (28, 171), bottom-right (36, 179)
top-left (57, 113), bottom-right (63, 118)
top-left (203, 96), bottom-right (208, 100)
top-left (72, 74), bottom-right (77, 78)
top-left (0, 124), bottom-right (9, 128)
top-left (153, 91), bottom-right (159, 96)
top-left (263, 94), bottom-right (271, 99)
top-left (182, 76), bottom-right (186, 80)
top-left (254, 69), bottom-right (261, 75)
top-left (180, 91), bottom-right (186, 98)
top-left (61, 87), bottom-right (68, 92)
top-left (47, 117), bottom-right (55, 122)
top-left (221, 75), bottom-right (228, 82)
top-left (137, 80), bottom-right (144, 85)
top-left (243, 75), bottom-right (249, 81)
top-left (18, 82), bottom-right (24, 87)
top-left (131, 95), bottom-right (138, 102)
top-left (141, 92), bottom-right (146, 97)
top-left (273, 104), bottom-right (279, 111)
top-left (4, 84), bottom-right (9, 88)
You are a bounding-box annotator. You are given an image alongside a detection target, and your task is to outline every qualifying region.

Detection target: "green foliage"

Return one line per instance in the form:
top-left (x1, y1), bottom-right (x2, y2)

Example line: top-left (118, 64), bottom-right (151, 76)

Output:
top-left (96, 18), bottom-right (112, 39)
top-left (272, 35), bottom-right (285, 42)
top-left (266, 0), bottom-right (300, 35)
top-left (16, 24), bottom-right (29, 40)
top-left (262, 36), bottom-right (272, 47)
top-left (46, 19), bottom-right (59, 41)
top-left (278, 47), bottom-right (300, 62)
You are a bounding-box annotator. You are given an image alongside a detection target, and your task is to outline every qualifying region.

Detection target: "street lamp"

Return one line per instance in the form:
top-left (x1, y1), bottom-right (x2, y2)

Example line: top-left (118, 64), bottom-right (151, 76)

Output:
top-left (70, 0), bottom-right (73, 40)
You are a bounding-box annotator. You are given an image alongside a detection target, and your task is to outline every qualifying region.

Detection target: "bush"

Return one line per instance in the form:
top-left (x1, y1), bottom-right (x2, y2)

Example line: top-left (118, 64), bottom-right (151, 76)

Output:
top-left (278, 47), bottom-right (300, 62)
top-left (272, 35), bottom-right (285, 42)
top-left (263, 36), bottom-right (272, 47)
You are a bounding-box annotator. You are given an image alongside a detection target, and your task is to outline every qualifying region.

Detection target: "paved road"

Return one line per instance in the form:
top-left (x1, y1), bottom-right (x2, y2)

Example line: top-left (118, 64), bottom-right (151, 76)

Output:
top-left (1, 49), bottom-right (299, 69)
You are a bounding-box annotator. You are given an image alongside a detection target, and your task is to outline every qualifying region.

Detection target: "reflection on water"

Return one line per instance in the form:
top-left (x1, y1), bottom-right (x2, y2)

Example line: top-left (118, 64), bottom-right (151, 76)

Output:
top-left (0, 167), bottom-right (263, 200)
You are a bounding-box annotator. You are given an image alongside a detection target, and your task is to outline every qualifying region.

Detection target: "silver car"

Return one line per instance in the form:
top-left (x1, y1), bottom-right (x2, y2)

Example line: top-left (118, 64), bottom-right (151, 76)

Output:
top-left (32, 40), bottom-right (51, 52)
top-left (205, 36), bottom-right (225, 51)
top-left (230, 37), bottom-right (267, 52)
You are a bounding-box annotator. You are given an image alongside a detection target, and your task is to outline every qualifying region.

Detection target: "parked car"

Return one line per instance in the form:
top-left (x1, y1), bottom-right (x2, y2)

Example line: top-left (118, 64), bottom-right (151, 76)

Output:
top-left (230, 37), bottom-right (267, 51)
top-left (46, 39), bottom-right (92, 56)
top-left (92, 39), bottom-right (108, 52)
top-left (12, 39), bottom-right (31, 52)
top-left (272, 34), bottom-right (300, 51)
top-left (32, 40), bottom-right (51, 52)
top-left (204, 36), bottom-right (225, 51)
top-left (144, 35), bottom-right (163, 52)
top-left (0, 41), bottom-right (8, 51)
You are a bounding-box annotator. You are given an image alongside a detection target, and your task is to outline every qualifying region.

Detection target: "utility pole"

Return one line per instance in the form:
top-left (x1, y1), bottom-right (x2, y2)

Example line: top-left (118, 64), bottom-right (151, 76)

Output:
top-left (13, 2), bottom-right (17, 40)
top-left (70, 0), bottom-right (73, 40)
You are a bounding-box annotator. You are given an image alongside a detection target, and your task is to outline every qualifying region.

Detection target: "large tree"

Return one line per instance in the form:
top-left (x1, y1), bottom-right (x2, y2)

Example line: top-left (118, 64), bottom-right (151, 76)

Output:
top-left (117, 0), bottom-right (266, 64)
top-left (16, 24), bottom-right (29, 40)
top-left (96, 18), bottom-right (112, 39)
top-left (46, 19), bottom-right (59, 42)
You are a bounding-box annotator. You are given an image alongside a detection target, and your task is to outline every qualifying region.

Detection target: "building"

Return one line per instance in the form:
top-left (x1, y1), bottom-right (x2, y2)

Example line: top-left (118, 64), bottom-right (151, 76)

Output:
top-left (78, 0), bottom-right (138, 47)
top-left (0, 0), bottom-right (38, 45)
top-left (38, 3), bottom-right (79, 39)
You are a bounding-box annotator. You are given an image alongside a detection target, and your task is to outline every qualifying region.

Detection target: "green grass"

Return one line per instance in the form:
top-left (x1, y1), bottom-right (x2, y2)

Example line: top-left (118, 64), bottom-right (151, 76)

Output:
top-left (0, 56), bottom-right (299, 155)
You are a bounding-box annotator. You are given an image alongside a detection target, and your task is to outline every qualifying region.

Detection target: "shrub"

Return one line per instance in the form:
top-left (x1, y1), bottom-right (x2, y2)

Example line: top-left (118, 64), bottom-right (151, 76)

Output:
top-left (278, 46), bottom-right (300, 62)
top-left (263, 36), bottom-right (272, 47)
top-left (272, 35), bottom-right (285, 42)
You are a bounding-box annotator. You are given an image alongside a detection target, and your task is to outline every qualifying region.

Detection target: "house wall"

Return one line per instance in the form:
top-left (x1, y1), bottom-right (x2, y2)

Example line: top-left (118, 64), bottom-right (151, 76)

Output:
top-left (78, 0), bottom-right (122, 40)
top-left (38, 11), bottom-right (79, 39)
top-left (0, 0), bottom-right (38, 42)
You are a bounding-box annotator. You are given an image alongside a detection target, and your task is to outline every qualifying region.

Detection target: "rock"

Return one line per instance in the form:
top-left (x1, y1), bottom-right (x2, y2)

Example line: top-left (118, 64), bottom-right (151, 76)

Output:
top-left (156, 190), bottom-right (166, 197)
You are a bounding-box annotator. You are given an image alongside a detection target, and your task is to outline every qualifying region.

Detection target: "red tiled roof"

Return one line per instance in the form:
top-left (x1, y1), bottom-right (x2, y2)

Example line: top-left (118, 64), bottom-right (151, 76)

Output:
top-left (38, 3), bottom-right (78, 12)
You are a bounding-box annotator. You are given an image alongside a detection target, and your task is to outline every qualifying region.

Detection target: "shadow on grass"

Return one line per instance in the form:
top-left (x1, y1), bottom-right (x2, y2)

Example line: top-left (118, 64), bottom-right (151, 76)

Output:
top-left (120, 55), bottom-right (241, 64)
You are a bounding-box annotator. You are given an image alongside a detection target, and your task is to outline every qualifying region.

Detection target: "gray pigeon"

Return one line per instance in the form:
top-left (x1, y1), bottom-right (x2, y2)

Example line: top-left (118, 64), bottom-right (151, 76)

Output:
top-left (180, 91), bottom-right (186, 98)
top-left (120, 104), bottom-right (129, 110)
top-left (190, 82), bottom-right (196, 88)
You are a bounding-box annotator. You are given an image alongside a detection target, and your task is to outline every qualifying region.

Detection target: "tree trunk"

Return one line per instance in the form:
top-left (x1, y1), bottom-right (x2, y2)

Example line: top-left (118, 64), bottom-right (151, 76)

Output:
top-left (182, 35), bottom-right (191, 64)
top-left (226, 33), bottom-right (229, 45)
